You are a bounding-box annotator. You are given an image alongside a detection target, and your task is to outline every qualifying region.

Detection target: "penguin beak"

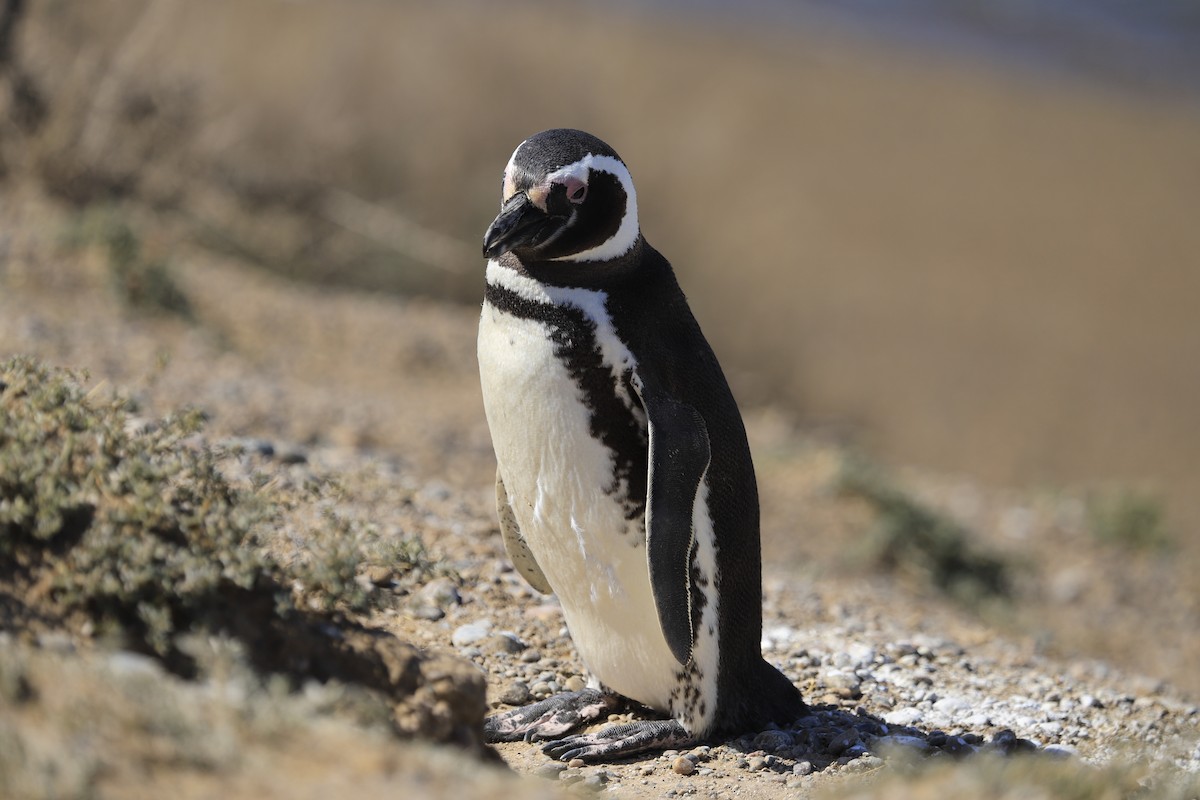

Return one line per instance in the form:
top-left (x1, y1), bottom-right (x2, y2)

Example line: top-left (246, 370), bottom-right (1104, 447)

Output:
top-left (482, 193), bottom-right (559, 259)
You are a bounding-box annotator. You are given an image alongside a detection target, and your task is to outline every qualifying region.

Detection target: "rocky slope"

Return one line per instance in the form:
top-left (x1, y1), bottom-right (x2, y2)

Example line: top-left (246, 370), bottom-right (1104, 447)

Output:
top-left (1, 188), bottom-right (1197, 798)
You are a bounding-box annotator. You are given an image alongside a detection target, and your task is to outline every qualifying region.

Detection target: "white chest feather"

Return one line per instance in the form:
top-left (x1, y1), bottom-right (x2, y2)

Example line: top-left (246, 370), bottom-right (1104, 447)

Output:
top-left (476, 269), bottom-right (683, 712)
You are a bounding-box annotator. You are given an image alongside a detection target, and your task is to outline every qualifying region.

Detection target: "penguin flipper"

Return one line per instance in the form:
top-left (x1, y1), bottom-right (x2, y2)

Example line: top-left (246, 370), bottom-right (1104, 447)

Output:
top-left (633, 374), bottom-right (711, 666)
top-left (496, 468), bottom-right (553, 594)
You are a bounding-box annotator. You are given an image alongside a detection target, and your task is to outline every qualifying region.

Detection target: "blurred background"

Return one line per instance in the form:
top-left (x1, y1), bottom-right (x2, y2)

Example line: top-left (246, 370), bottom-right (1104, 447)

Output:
top-left (2, 1), bottom-right (1198, 556)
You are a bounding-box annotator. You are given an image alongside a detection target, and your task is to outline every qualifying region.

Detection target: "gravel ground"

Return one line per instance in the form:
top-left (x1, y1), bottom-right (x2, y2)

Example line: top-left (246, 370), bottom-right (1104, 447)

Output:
top-left (2, 187), bottom-right (1198, 797)
top-left (210, 438), bottom-right (1200, 799)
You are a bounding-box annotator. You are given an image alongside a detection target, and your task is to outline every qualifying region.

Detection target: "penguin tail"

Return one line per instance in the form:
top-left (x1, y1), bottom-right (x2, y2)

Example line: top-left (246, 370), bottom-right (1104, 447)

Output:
top-left (715, 658), bottom-right (808, 734)
top-left (752, 658), bottom-right (809, 727)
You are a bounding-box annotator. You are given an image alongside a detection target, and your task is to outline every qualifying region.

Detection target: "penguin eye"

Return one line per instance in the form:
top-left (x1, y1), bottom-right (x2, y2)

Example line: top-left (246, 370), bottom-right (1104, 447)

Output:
top-left (563, 176), bottom-right (588, 205)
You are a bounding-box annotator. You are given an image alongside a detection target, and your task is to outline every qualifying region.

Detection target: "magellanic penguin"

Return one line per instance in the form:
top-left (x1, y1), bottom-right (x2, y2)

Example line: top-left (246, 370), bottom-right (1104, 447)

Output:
top-left (477, 129), bottom-right (806, 762)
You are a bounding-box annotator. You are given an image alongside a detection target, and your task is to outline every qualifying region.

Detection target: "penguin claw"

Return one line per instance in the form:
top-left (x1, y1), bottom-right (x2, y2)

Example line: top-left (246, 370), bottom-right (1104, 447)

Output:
top-left (483, 689), bottom-right (621, 743)
top-left (541, 720), bottom-right (696, 763)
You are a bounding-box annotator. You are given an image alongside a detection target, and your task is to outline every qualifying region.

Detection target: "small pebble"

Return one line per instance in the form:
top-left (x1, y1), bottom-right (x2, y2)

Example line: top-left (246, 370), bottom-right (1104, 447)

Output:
top-left (580, 773), bottom-right (608, 791)
top-left (416, 577), bottom-right (460, 608)
top-left (746, 756), bottom-right (767, 771)
top-left (793, 760), bottom-right (814, 776)
top-left (558, 768), bottom-right (584, 785)
top-left (829, 730), bottom-right (862, 756)
top-left (873, 734), bottom-right (931, 755)
top-left (824, 671), bottom-right (862, 693)
top-left (411, 604), bottom-right (444, 621)
top-left (451, 620), bottom-right (492, 647)
top-left (499, 681), bottom-right (532, 705)
top-left (564, 675), bottom-right (587, 692)
top-left (535, 762), bottom-right (567, 780)
top-left (841, 743), bottom-right (869, 759)
top-left (672, 756), bottom-right (695, 775)
top-left (483, 633), bottom-right (526, 655)
top-left (884, 707), bottom-right (924, 727)
top-left (1044, 744), bottom-right (1079, 759)
top-left (933, 695), bottom-right (972, 714)
top-left (752, 729), bottom-right (793, 751)
top-left (846, 755), bottom-right (884, 772)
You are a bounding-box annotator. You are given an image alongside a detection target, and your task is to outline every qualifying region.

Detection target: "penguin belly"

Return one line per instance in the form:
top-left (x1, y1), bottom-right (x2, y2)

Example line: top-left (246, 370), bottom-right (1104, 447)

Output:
top-left (478, 301), bottom-right (680, 713)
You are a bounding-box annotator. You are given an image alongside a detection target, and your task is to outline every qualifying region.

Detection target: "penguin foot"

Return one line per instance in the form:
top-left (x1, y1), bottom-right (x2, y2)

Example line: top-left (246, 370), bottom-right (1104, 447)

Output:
top-left (541, 720), bottom-right (695, 763)
top-left (483, 689), bottom-right (622, 743)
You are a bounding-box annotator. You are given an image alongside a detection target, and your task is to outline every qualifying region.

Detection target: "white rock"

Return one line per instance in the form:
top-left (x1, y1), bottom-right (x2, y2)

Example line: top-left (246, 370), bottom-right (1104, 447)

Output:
top-left (934, 695), bottom-right (972, 715)
top-left (1044, 744), bottom-right (1078, 759)
top-left (884, 707), bottom-right (924, 727)
top-left (451, 620), bottom-right (493, 647)
top-left (761, 625), bottom-right (797, 652)
top-left (848, 643), bottom-right (877, 668)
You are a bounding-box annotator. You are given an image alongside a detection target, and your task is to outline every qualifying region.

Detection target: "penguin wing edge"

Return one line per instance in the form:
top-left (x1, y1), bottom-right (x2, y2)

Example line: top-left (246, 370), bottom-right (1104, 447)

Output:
top-left (496, 469), bottom-right (553, 594)
top-left (634, 375), bottom-right (711, 666)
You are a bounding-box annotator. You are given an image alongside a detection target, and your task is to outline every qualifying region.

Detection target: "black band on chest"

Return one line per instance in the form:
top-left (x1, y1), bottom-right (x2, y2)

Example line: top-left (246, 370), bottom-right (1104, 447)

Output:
top-left (484, 281), bottom-right (570, 327)
top-left (484, 281), bottom-right (648, 522)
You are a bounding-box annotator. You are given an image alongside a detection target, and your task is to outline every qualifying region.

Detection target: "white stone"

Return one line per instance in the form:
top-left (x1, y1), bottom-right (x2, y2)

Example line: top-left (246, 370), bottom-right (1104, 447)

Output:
top-left (884, 707), bottom-right (924, 727)
top-left (451, 620), bottom-right (493, 647)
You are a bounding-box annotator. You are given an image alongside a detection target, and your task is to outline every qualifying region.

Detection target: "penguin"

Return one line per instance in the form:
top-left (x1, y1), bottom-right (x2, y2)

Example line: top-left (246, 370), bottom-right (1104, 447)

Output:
top-left (477, 129), bottom-right (806, 763)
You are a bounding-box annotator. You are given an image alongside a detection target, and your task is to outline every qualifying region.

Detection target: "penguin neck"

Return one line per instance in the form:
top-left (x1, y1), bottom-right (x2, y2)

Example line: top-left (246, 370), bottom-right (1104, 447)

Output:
top-left (515, 235), bottom-right (648, 291)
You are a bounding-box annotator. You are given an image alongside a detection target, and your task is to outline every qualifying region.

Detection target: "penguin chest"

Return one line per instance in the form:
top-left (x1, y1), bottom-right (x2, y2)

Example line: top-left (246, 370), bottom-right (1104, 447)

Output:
top-left (477, 301), bottom-right (683, 711)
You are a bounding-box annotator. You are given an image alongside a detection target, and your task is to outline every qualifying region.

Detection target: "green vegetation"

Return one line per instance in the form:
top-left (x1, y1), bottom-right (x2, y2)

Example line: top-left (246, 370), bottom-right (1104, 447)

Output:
top-left (58, 207), bottom-right (193, 319)
top-left (1087, 489), bottom-right (1171, 552)
top-left (2, 355), bottom-right (275, 668)
top-left (837, 457), bottom-right (1012, 606)
top-left (0, 356), bottom-right (441, 674)
top-left (104, 217), bottom-right (193, 319)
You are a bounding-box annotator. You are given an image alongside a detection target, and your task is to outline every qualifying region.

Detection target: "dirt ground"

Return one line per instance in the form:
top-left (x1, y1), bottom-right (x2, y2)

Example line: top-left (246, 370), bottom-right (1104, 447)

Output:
top-left (2, 186), bottom-right (1197, 798)
top-left (8, 0), bottom-right (1200, 528)
top-left (2, 2), bottom-right (1199, 794)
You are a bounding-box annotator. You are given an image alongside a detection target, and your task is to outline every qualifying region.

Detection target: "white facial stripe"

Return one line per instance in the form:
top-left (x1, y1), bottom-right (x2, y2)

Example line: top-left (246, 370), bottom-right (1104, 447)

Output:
top-left (499, 146), bottom-right (641, 262)
top-left (547, 154), bottom-right (640, 263)
top-left (501, 138), bottom-right (528, 202)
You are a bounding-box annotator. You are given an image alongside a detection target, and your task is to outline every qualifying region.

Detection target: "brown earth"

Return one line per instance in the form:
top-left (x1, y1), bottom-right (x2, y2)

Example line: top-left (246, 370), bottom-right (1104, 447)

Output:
top-left (5, 0), bottom-right (1200, 530)
top-left (2, 1), bottom-right (1200, 796)
top-left (2, 185), bottom-right (1198, 798)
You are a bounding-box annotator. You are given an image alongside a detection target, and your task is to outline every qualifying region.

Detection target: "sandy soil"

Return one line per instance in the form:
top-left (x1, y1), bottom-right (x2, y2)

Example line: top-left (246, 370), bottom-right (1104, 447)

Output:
top-left (2, 186), bottom-right (1198, 797)
top-left (9, 0), bottom-right (1200, 528)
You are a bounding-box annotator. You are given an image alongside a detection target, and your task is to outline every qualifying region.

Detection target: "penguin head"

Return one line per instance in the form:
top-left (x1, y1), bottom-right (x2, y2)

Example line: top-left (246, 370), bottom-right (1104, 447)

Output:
top-left (483, 129), bottom-right (640, 264)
